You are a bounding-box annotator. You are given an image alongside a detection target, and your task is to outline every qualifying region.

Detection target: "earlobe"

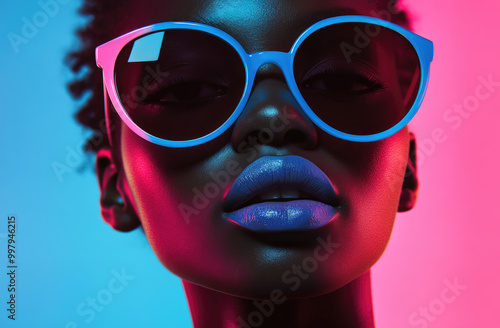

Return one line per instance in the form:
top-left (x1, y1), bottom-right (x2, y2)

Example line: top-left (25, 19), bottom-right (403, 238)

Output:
top-left (398, 132), bottom-right (419, 212)
top-left (96, 148), bottom-right (141, 231)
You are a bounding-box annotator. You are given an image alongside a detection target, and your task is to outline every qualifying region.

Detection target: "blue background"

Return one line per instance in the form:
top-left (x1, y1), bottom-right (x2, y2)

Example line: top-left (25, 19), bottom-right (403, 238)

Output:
top-left (0, 1), bottom-right (191, 327)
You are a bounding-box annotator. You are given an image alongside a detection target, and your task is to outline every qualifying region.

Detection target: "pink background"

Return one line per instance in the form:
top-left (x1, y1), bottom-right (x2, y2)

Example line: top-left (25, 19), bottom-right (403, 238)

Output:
top-left (372, 0), bottom-right (500, 327)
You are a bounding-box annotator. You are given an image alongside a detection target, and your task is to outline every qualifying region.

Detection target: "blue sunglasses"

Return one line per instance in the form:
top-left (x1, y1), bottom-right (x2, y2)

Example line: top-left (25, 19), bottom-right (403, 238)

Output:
top-left (96, 15), bottom-right (433, 147)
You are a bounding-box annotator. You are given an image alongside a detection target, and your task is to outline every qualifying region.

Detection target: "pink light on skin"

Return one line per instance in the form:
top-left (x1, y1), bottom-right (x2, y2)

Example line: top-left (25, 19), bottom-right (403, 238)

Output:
top-left (223, 184), bottom-right (232, 200)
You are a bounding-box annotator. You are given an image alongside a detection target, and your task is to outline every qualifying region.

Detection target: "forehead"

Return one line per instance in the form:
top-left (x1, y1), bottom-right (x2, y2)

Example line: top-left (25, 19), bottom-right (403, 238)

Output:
top-left (116, 0), bottom-right (380, 52)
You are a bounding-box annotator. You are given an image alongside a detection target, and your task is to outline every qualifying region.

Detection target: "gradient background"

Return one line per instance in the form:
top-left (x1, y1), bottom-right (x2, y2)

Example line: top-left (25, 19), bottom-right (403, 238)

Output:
top-left (1, 0), bottom-right (499, 327)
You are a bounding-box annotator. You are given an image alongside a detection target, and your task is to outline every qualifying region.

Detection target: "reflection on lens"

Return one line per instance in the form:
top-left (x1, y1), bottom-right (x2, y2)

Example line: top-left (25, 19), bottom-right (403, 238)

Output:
top-left (294, 23), bottom-right (421, 136)
top-left (115, 29), bottom-right (246, 141)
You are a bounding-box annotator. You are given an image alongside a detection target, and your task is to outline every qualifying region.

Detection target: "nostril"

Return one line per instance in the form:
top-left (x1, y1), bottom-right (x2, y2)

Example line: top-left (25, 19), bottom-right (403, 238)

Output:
top-left (259, 130), bottom-right (273, 144)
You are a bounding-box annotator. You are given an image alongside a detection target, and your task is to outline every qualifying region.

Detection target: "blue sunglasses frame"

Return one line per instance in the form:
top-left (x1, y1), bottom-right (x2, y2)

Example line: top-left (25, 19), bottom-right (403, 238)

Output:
top-left (96, 15), bottom-right (434, 148)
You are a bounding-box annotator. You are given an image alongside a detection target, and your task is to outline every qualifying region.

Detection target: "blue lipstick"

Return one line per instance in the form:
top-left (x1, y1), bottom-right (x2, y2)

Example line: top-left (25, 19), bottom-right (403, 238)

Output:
top-left (223, 155), bottom-right (338, 232)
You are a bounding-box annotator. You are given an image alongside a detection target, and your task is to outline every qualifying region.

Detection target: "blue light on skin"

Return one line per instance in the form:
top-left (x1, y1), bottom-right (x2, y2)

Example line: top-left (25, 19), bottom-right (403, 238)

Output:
top-left (199, 0), bottom-right (270, 42)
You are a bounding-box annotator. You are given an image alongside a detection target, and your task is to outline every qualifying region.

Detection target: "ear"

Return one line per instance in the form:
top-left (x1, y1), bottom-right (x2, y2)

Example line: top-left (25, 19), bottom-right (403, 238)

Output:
top-left (398, 132), bottom-right (419, 212)
top-left (95, 148), bottom-right (141, 231)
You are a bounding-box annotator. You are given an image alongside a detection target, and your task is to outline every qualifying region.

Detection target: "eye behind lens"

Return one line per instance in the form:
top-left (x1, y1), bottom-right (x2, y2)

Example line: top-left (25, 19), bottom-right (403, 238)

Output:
top-left (293, 22), bottom-right (421, 136)
top-left (301, 63), bottom-right (387, 99)
top-left (114, 28), bottom-right (246, 141)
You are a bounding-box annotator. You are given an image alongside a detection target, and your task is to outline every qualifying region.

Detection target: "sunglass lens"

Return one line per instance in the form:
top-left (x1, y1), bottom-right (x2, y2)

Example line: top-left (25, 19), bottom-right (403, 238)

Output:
top-left (293, 22), bottom-right (421, 136)
top-left (115, 29), bottom-right (246, 141)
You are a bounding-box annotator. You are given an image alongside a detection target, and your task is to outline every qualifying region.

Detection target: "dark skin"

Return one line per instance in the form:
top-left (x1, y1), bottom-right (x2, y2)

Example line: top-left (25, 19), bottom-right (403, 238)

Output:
top-left (95, 0), bottom-right (419, 327)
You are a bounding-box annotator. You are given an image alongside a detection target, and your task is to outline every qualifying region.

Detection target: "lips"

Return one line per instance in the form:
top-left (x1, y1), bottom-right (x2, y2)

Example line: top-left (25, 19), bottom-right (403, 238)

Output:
top-left (223, 155), bottom-right (339, 232)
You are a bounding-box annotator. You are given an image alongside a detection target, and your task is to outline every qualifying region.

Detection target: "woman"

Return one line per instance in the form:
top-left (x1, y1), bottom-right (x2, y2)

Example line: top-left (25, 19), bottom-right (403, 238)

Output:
top-left (68, 0), bottom-right (433, 326)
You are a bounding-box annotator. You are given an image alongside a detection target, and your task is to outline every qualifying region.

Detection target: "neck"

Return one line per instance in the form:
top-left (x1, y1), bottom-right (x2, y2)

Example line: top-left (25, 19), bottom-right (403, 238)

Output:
top-left (182, 270), bottom-right (375, 328)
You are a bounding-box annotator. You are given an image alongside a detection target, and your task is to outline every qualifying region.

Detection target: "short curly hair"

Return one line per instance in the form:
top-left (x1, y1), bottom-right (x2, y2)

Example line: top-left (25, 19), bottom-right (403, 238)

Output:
top-left (66, 0), bottom-right (411, 154)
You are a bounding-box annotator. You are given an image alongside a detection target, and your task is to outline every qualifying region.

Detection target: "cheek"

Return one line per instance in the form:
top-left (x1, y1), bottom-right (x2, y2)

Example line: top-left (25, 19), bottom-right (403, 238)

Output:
top-left (327, 130), bottom-right (409, 272)
top-left (120, 130), bottom-right (255, 289)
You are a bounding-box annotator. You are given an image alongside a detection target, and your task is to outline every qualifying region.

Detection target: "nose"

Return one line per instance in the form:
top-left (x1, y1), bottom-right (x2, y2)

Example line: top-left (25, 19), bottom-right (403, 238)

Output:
top-left (231, 71), bottom-right (318, 151)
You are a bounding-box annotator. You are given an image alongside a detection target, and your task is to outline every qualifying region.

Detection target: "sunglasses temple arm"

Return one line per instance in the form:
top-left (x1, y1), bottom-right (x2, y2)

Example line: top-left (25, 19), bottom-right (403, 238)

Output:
top-left (102, 75), bottom-right (115, 148)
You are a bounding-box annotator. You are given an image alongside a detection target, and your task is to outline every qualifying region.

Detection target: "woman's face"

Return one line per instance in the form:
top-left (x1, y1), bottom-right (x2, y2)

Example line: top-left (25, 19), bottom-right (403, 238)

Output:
top-left (109, 0), bottom-right (412, 298)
